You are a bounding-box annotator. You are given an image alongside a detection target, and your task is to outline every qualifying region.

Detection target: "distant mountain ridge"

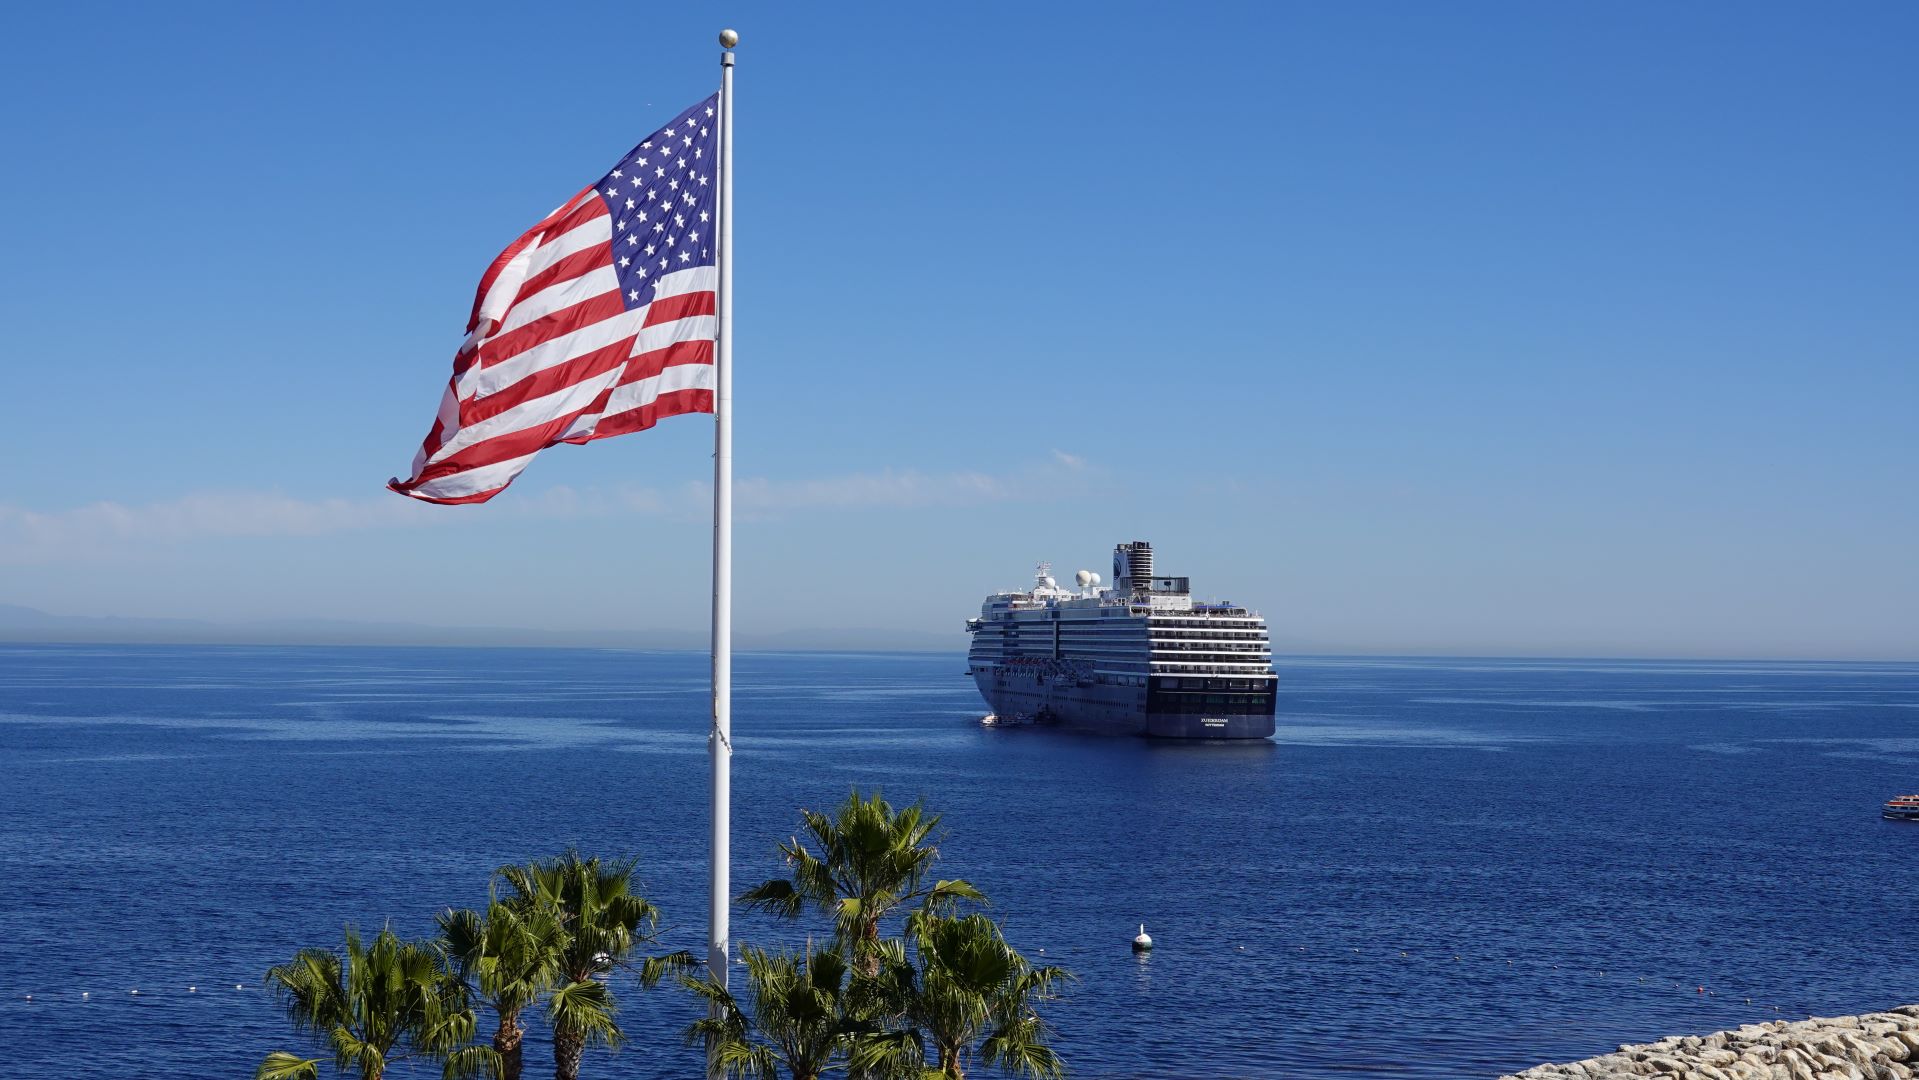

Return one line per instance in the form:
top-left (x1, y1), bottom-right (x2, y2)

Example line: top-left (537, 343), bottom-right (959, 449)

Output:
top-left (0, 604), bottom-right (962, 653)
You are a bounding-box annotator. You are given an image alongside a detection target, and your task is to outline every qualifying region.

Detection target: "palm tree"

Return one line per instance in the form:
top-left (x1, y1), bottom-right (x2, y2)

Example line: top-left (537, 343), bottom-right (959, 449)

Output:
top-left (682, 942), bottom-right (873, 1080)
top-left (739, 790), bottom-right (984, 975)
top-left (496, 851), bottom-right (691, 1080)
top-left (439, 901), bottom-right (563, 1080)
top-left (855, 913), bottom-right (1067, 1080)
top-left (257, 925), bottom-right (492, 1080)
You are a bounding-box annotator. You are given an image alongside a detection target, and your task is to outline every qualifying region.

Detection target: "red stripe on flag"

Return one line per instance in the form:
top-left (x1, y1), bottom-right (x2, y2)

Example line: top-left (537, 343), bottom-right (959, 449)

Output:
top-left (642, 289), bottom-right (716, 327)
top-left (385, 478), bottom-right (506, 506)
top-left (513, 242), bottom-right (615, 306)
top-left (463, 336), bottom-right (638, 427)
top-left (465, 186), bottom-right (597, 333)
top-left (571, 387), bottom-right (714, 443)
top-left (475, 290), bottom-right (627, 373)
top-left (620, 338), bottom-right (713, 386)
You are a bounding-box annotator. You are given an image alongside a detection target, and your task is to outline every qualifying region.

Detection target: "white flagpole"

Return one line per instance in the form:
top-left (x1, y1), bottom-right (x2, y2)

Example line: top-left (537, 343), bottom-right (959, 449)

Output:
top-left (708, 26), bottom-right (737, 1068)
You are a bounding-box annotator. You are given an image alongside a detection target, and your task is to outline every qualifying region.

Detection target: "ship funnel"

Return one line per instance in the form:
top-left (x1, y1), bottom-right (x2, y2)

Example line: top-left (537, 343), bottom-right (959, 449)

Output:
top-left (1114, 541), bottom-right (1153, 595)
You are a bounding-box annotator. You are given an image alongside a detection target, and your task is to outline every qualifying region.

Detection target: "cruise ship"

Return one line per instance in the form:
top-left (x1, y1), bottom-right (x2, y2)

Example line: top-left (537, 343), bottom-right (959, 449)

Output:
top-left (965, 541), bottom-right (1278, 739)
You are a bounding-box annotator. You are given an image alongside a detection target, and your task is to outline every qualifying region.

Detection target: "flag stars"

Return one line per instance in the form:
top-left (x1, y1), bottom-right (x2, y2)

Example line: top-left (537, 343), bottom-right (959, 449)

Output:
top-left (603, 99), bottom-right (721, 299)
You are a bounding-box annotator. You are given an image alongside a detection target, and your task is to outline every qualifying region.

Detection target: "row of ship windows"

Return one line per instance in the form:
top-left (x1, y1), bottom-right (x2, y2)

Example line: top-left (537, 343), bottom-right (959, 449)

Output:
top-left (986, 644), bottom-right (1269, 654)
top-left (980, 622), bottom-right (1263, 632)
top-left (982, 634), bottom-right (1265, 644)
top-left (1159, 677), bottom-right (1266, 689)
top-left (973, 655), bottom-right (1271, 669)
top-left (1143, 663), bottom-right (1281, 671)
top-left (986, 613), bottom-right (1263, 624)
top-left (1153, 694), bottom-right (1270, 713)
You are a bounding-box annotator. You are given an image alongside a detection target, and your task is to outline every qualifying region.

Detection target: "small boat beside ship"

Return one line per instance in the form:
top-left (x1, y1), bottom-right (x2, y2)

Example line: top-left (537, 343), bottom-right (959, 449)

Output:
top-left (1883, 795), bottom-right (1919, 820)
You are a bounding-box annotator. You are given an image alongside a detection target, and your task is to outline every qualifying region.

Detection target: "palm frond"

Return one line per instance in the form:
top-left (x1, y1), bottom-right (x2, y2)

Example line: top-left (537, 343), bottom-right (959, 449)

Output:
top-left (438, 1044), bottom-right (503, 1080)
top-left (254, 1052), bottom-right (321, 1080)
top-left (924, 879), bottom-right (986, 911)
top-left (737, 877), bottom-right (806, 918)
top-left (547, 978), bottom-right (623, 1050)
top-left (980, 1011), bottom-right (1064, 1080)
top-left (636, 948), bottom-right (701, 988)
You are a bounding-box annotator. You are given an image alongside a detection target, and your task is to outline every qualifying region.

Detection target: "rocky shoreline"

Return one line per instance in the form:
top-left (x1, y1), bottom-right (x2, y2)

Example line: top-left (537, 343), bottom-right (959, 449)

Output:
top-left (1502, 1007), bottom-right (1919, 1080)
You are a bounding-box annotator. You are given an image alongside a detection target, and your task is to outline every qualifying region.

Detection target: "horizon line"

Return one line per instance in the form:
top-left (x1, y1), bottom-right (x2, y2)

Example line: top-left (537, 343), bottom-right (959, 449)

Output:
top-left (1, 637), bottom-right (1913, 666)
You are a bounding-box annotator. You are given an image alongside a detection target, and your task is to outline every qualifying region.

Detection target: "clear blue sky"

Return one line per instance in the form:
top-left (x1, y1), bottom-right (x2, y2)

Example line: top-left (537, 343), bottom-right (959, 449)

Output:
top-left (1, 3), bottom-right (1913, 658)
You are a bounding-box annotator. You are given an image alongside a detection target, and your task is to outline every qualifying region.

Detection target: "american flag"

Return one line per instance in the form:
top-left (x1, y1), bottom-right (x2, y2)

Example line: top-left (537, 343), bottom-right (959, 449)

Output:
top-left (390, 93), bottom-right (721, 504)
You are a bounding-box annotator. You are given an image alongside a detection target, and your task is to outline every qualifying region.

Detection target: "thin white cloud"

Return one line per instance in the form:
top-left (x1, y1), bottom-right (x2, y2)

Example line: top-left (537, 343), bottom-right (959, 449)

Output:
top-left (0, 453), bottom-right (1097, 563)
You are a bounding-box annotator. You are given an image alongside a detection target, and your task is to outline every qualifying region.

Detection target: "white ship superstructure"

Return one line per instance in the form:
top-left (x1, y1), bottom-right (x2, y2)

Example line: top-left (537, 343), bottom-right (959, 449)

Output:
top-left (965, 541), bottom-right (1277, 738)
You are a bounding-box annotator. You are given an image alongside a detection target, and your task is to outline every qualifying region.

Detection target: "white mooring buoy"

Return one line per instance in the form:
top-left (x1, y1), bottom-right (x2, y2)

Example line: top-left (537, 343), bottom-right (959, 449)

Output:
top-left (1132, 924), bottom-right (1153, 952)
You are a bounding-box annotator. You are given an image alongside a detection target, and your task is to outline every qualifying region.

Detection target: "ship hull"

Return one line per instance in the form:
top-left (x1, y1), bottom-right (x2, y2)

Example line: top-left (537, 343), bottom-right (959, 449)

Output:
top-left (975, 671), bottom-right (1276, 739)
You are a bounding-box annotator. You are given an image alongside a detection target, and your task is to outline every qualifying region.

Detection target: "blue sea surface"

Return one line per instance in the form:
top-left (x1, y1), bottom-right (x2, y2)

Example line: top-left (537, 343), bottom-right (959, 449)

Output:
top-left (3, 645), bottom-right (1918, 1078)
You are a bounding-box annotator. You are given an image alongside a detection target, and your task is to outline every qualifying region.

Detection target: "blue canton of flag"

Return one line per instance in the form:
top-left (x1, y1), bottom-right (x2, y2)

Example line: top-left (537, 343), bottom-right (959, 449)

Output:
top-left (597, 94), bottom-right (720, 312)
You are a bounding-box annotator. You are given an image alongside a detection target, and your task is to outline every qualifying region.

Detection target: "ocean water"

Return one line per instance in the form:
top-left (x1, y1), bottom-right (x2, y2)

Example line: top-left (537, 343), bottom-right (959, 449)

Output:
top-left (3, 645), bottom-right (1918, 1079)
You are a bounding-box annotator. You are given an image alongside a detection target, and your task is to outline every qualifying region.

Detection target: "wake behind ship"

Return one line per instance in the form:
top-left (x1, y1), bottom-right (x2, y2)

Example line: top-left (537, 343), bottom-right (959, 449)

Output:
top-left (966, 541), bottom-right (1278, 738)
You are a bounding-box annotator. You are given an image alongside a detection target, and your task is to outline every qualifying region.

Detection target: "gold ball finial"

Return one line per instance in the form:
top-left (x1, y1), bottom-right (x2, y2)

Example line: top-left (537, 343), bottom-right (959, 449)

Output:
top-left (718, 28), bottom-right (739, 48)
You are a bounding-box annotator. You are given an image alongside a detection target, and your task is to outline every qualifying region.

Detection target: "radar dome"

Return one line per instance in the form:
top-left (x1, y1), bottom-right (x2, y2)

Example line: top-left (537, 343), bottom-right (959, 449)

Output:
top-left (1089, 572), bottom-right (1102, 587)
top-left (1041, 576), bottom-right (1056, 588)
top-left (1075, 570), bottom-right (1093, 587)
